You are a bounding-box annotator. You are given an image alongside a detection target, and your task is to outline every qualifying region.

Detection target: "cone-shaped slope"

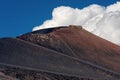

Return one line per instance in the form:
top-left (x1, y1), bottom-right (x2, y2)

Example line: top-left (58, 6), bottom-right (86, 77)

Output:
top-left (18, 25), bottom-right (120, 74)
top-left (0, 38), bottom-right (119, 80)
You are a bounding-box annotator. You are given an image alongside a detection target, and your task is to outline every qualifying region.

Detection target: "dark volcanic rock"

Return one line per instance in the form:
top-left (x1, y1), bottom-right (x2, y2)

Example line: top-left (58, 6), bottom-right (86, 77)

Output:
top-left (0, 65), bottom-right (93, 80)
top-left (0, 72), bottom-right (18, 80)
top-left (18, 25), bottom-right (120, 74)
top-left (0, 25), bottom-right (120, 80)
top-left (0, 37), bottom-right (119, 80)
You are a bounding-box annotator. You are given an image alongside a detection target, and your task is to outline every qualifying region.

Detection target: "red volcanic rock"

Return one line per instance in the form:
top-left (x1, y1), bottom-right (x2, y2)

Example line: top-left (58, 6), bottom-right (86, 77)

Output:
top-left (18, 25), bottom-right (120, 74)
top-left (51, 25), bottom-right (120, 73)
top-left (1, 38), bottom-right (119, 80)
top-left (1, 25), bottom-right (120, 80)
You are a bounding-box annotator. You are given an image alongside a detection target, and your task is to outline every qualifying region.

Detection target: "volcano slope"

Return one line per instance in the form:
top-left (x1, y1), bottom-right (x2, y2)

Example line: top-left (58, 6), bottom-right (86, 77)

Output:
top-left (18, 25), bottom-right (120, 75)
top-left (0, 25), bottom-right (120, 80)
top-left (0, 72), bottom-right (18, 80)
top-left (0, 38), bottom-right (119, 80)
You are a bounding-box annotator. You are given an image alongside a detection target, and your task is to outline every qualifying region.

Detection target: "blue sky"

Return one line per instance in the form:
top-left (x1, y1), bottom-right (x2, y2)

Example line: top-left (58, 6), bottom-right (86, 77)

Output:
top-left (0, 0), bottom-right (118, 37)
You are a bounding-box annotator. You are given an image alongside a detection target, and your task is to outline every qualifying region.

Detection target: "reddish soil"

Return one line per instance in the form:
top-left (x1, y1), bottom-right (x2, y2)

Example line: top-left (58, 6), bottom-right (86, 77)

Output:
top-left (18, 25), bottom-right (120, 74)
top-left (50, 25), bottom-right (120, 73)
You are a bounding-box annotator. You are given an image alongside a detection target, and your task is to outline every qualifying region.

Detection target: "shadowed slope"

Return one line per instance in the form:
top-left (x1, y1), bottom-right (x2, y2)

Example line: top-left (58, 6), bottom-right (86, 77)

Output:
top-left (18, 25), bottom-right (120, 74)
top-left (0, 37), bottom-right (119, 80)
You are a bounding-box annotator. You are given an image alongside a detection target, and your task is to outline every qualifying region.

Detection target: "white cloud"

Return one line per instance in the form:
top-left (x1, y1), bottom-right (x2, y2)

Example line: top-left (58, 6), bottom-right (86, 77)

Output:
top-left (33, 2), bottom-right (120, 45)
